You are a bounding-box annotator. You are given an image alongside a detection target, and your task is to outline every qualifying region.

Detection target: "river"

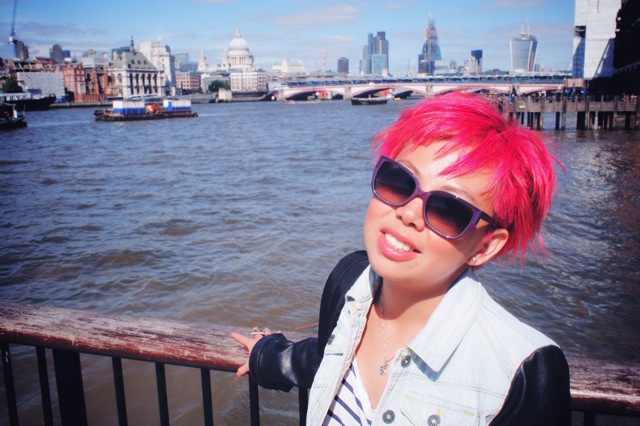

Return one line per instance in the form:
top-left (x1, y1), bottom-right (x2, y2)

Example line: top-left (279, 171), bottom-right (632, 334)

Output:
top-left (1, 99), bottom-right (639, 424)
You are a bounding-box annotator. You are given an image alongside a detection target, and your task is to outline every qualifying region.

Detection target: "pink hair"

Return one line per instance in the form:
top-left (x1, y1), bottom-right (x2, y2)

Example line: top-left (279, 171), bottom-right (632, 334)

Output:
top-left (372, 91), bottom-right (562, 262)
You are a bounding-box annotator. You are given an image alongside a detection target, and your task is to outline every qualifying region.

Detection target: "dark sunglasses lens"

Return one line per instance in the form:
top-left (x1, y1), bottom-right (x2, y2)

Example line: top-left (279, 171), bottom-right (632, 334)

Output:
top-left (426, 194), bottom-right (473, 237)
top-left (374, 162), bottom-right (416, 204)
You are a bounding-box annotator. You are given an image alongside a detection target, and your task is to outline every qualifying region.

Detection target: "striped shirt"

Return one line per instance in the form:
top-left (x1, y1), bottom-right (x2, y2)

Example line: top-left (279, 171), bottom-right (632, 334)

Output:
top-left (323, 361), bottom-right (374, 425)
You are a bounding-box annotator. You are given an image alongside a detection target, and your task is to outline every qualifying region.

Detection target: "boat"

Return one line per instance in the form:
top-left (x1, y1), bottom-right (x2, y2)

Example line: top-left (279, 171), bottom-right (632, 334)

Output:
top-left (350, 96), bottom-right (389, 105)
top-left (0, 103), bottom-right (27, 130)
top-left (94, 99), bottom-right (198, 122)
top-left (0, 93), bottom-right (56, 111)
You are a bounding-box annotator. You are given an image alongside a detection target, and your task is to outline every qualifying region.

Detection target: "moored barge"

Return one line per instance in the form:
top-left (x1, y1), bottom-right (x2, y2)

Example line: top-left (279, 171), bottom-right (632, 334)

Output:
top-left (94, 99), bottom-right (198, 121)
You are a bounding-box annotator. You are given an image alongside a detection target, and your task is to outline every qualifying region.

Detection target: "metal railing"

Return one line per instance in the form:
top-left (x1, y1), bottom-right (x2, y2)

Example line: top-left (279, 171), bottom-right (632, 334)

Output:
top-left (1, 301), bottom-right (639, 425)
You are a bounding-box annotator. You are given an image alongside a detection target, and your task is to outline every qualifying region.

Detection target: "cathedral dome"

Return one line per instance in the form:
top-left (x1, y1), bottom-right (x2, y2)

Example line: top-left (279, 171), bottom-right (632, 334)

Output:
top-left (229, 28), bottom-right (249, 51)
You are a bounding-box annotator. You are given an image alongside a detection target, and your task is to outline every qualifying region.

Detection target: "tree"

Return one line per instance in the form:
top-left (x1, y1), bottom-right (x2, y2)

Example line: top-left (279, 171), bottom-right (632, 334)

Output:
top-left (2, 77), bottom-right (23, 93)
top-left (208, 80), bottom-right (230, 93)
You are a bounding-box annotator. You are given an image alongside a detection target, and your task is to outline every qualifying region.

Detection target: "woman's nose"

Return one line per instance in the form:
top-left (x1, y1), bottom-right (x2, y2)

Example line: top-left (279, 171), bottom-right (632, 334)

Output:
top-left (395, 196), bottom-right (426, 231)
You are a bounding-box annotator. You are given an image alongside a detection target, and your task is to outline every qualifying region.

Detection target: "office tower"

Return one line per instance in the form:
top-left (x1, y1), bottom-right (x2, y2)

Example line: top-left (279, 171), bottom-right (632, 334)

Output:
top-left (510, 27), bottom-right (538, 73)
top-left (50, 44), bottom-right (63, 63)
top-left (418, 16), bottom-right (442, 75)
top-left (337, 57), bottom-right (349, 74)
top-left (471, 50), bottom-right (483, 74)
top-left (362, 31), bottom-right (389, 76)
top-left (572, 0), bottom-right (621, 79)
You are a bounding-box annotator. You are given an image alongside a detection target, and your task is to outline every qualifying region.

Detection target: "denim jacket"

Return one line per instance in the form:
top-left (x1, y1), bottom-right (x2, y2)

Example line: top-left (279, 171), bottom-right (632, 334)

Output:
top-left (307, 266), bottom-right (567, 425)
top-left (250, 251), bottom-right (571, 425)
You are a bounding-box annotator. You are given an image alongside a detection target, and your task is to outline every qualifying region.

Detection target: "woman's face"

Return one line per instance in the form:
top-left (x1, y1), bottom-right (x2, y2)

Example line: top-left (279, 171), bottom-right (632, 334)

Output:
top-left (363, 142), bottom-right (498, 296)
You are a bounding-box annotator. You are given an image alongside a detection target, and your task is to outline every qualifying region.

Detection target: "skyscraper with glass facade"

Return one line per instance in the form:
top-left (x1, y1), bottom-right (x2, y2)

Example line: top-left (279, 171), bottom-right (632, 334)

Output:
top-left (510, 27), bottom-right (538, 73)
top-left (361, 32), bottom-right (389, 76)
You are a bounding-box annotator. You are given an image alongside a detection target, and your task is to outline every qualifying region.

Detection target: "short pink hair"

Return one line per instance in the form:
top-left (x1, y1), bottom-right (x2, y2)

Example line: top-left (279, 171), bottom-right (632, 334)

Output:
top-left (372, 91), bottom-right (561, 262)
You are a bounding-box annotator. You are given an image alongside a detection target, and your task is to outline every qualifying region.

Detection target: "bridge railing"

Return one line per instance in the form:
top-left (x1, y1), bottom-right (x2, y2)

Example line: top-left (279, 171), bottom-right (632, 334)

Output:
top-left (1, 301), bottom-right (639, 425)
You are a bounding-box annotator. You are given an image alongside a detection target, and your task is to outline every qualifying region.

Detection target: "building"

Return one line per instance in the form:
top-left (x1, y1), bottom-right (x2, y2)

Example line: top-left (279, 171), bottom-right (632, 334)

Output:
top-left (572, 0), bottom-right (620, 79)
top-left (197, 49), bottom-right (209, 72)
top-left (337, 57), bottom-right (349, 74)
top-left (418, 17), bottom-right (442, 75)
top-left (50, 44), bottom-right (70, 63)
top-left (108, 38), bottom-right (163, 98)
top-left (138, 41), bottom-right (176, 95)
top-left (613, 0), bottom-right (639, 91)
top-left (62, 61), bottom-right (109, 102)
top-left (362, 32), bottom-right (389, 76)
top-left (229, 69), bottom-right (267, 94)
top-left (221, 28), bottom-right (255, 71)
top-left (61, 62), bottom-right (84, 100)
top-left (16, 71), bottom-right (65, 98)
top-left (471, 50), bottom-right (483, 74)
top-left (175, 71), bottom-right (202, 94)
top-left (272, 59), bottom-right (307, 75)
top-left (510, 27), bottom-right (538, 73)
top-left (220, 27), bottom-right (266, 93)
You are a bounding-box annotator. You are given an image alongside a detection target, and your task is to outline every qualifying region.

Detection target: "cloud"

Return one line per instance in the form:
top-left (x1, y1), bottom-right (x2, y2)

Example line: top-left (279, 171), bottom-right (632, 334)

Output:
top-left (492, 0), bottom-right (556, 8)
top-left (263, 5), bottom-right (360, 29)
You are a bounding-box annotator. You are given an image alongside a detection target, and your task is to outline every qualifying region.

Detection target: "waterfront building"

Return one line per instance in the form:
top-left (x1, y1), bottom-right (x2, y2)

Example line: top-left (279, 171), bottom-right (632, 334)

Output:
top-left (108, 38), bottom-right (163, 99)
top-left (613, 0), bottom-right (639, 91)
top-left (61, 62), bottom-right (84, 99)
top-left (510, 27), bottom-right (538, 73)
top-left (572, 0), bottom-right (620, 79)
top-left (16, 71), bottom-right (65, 98)
top-left (418, 17), bottom-right (442, 75)
top-left (229, 69), bottom-right (267, 94)
top-left (175, 71), bottom-right (202, 94)
top-left (362, 32), bottom-right (389, 76)
top-left (337, 57), bottom-right (349, 75)
top-left (221, 27), bottom-right (254, 71)
top-left (138, 41), bottom-right (176, 95)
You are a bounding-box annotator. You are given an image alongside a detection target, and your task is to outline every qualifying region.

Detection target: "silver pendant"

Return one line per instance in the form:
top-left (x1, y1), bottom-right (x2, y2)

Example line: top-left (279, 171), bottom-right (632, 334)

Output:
top-left (379, 361), bottom-right (388, 375)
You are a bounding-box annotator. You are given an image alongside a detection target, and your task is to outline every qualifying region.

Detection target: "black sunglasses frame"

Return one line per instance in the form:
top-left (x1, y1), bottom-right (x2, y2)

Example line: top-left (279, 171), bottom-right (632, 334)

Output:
top-left (371, 156), bottom-right (499, 240)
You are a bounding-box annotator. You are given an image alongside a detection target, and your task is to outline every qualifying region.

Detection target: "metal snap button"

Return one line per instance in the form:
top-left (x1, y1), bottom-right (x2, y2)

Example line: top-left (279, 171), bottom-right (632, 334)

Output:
top-left (400, 354), bottom-right (411, 367)
top-left (427, 414), bottom-right (441, 426)
top-left (382, 409), bottom-right (395, 423)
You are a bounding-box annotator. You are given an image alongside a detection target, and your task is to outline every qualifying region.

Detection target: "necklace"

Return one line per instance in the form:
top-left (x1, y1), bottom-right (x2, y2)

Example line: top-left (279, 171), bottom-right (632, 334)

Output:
top-left (379, 298), bottom-right (391, 375)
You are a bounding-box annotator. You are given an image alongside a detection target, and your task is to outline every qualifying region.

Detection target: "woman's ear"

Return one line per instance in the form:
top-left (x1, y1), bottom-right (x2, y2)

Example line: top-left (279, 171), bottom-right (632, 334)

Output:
top-left (470, 228), bottom-right (509, 267)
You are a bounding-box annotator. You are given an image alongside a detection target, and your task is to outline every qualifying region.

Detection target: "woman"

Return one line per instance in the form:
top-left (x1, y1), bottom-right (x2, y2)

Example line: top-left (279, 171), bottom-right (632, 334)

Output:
top-left (232, 92), bottom-right (571, 425)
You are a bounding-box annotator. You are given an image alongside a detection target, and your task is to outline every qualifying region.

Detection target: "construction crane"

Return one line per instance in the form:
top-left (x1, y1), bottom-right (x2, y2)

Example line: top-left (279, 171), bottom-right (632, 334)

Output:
top-left (9, 0), bottom-right (19, 58)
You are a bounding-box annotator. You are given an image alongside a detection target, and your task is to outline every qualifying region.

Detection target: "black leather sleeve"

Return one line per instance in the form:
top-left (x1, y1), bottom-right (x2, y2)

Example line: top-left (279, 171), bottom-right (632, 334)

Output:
top-left (248, 250), bottom-right (369, 391)
top-left (490, 345), bottom-right (572, 425)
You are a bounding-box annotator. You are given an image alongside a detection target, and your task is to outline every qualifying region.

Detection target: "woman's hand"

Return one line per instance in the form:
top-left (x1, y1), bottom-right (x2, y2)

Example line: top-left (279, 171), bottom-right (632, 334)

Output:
top-left (230, 327), bottom-right (272, 377)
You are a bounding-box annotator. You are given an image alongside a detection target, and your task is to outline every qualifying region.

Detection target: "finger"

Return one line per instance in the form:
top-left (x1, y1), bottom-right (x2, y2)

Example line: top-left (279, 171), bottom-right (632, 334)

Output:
top-left (236, 362), bottom-right (249, 377)
top-left (231, 332), bottom-right (251, 347)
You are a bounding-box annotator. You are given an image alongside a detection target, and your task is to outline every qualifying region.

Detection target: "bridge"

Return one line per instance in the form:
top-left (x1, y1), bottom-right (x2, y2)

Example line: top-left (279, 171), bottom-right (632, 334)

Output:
top-left (271, 78), bottom-right (568, 101)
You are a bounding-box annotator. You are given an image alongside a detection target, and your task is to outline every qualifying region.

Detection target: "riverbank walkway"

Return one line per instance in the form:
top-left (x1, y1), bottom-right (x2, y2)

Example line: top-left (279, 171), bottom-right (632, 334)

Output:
top-left (1, 301), bottom-right (638, 425)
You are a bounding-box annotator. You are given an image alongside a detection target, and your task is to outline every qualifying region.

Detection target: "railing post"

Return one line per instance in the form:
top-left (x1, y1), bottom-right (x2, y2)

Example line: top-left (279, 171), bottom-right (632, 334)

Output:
top-left (1, 342), bottom-right (19, 426)
top-left (200, 368), bottom-right (214, 426)
top-left (155, 363), bottom-right (170, 426)
top-left (36, 347), bottom-right (54, 426)
top-left (249, 376), bottom-right (260, 426)
top-left (52, 348), bottom-right (88, 426)
top-left (112, 357), bottom-right (128, 426)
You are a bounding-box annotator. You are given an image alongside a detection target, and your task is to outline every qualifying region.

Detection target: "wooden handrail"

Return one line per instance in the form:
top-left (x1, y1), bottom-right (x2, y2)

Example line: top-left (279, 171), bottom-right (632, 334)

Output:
top-left (1, 301), bottom-right (639, 418)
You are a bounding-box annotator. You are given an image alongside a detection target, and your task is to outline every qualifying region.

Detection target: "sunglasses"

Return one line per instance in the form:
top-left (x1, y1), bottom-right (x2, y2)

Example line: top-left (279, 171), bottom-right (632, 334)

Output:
top-left (371, 156), bottom-right (499, 240)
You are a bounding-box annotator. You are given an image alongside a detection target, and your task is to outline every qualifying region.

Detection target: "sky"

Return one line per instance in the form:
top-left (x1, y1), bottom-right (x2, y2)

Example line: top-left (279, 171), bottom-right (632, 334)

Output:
top-left (1, 0), bottom-right (575, 76)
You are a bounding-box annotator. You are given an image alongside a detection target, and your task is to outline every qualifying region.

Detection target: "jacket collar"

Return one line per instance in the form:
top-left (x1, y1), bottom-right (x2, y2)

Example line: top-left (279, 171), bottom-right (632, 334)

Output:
top-left (345, 267), bottom-right (484, 374)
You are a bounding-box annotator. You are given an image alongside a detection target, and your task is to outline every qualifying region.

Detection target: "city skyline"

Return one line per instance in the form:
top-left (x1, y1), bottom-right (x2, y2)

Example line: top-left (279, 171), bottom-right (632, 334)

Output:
top-left (1, 0), bottom-right (575, 75)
